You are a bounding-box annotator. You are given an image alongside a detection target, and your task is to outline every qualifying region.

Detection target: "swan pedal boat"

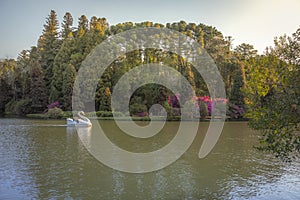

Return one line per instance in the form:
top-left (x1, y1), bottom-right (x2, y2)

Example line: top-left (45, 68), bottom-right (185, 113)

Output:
top-left (67, 111), bottom-right (92, 127)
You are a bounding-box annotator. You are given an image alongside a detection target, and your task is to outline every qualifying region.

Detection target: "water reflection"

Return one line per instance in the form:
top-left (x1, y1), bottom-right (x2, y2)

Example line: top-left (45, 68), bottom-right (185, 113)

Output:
top-left (0, 119), bottom-right (299, 199)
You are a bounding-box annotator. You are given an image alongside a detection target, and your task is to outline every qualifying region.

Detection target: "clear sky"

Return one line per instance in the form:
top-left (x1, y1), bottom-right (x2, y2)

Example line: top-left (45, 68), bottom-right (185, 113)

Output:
top-left (0, 0), bottom-right (300, 59)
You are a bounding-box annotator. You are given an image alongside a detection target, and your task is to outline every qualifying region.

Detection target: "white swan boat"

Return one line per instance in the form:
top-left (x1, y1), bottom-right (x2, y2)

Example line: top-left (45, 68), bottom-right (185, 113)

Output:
top-left (67, 111), bottom-right (92, 127)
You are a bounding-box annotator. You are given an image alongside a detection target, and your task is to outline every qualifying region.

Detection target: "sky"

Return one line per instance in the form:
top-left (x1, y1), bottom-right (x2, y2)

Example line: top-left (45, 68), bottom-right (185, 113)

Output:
top-left (0, 0), bottom-right (300, 59)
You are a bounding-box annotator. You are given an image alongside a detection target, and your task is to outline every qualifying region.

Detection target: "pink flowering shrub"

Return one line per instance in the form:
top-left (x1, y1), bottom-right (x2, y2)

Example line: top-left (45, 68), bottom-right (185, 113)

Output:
top-left (47, 101), bottom-right (60, 109)
top-left (167, 95), bottom-right (228, 117)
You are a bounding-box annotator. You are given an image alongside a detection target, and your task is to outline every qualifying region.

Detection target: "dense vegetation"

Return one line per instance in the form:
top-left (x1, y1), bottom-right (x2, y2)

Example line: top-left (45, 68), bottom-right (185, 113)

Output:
top-left (0, 10), bottom-right (299, 160)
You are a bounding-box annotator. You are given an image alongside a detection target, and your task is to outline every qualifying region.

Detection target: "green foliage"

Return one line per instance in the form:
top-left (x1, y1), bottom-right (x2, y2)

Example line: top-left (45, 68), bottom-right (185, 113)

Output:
top-left (229, 62), bottom-right (245, 106)
top-left (46, 107), bottom-right (64, 119)
top-left (29, 53), bottom-right (47, 113)
top-left (61, 12), bottom-right (74, 39)
top-left (26, 113), bottom-right (48, 119)
top-left (5, 98), bottom-right (32, 116)
top-left (96, 111), bottom-right (113, 117)
top-left (247, 92), bottom-right (300, 161)
top-left (0, 73), bottom-right (12, 114)
top-left (62, 64), bottom-right (76, 110)
top-left (38, 10), bottom-right (61, 95)
top-left (0, 12), bottom-right (248, 118)
top-left (129, 103), bottom-right (148, 116)
top-left (244, 27), bottom-right (300, 161)
top-left (198, 101), bottom-right (208, 119)
top-left (227, 103), bottom-right (245, 119)
top-left (182, 100), bottom-right (198, 119)
top-left (95, 111), bottom-right (123, 117)
top-left (168, 108), bottom-right (181, 117)
top-left (234, 43), bottom-right (257, 60)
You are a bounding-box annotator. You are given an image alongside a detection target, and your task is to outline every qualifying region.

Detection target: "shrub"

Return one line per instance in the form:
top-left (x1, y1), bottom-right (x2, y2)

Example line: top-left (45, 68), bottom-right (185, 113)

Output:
top-left (46, 107), bottom-right (64, 119)
top-left (112, 112), bottom-right (124, 117)
top-left (5, 99), bottom-right (32, 116)
top-left (47, 101), bottom-right (60, 109)
top-left (227, 103), bottom-right (245, 119)
top-left (96, 111), bottom-right (113, 117)
top-left (26, 113), bottom-right (48, 119)
top-left (169, 107), bottom-right (181, 116)
top-left (182, 100), bottom-right (196, 119)
top-left (167, 94), bottom-right (180, 108)
top-left (5, 100), bottom-right (16, 114)
top-left (63, 111), bottom-right (73, 118)
top-left (198, 101), bottom-right (208, 119)
top-left (135, 111), bottom-right (148, 117)
top-left (129, 103), bottom-right (148, 116)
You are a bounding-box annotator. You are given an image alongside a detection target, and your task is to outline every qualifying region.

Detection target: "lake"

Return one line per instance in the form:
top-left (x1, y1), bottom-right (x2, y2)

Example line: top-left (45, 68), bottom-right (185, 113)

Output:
top-left (0, 118), bottom-right (299, 199)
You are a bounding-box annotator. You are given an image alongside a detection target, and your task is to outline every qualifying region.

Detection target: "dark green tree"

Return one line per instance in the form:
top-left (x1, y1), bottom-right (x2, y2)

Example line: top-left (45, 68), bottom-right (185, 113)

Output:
top-left (76, 15), bottom-right (89, 38)
top-left (38, 10), bottom-right (61, 99)
top-left (244, 51), bottom-right (299, 161)
top-left (61, 12), bottom-right (74, 39)
top-left (62, 64), bottom-right (76, 110)
top-left (50, 39), bottom-right (74, 103)
top-left (0, 62), bottom-right (13, 114)
top-left (30, 61), bottom-right (47, 113)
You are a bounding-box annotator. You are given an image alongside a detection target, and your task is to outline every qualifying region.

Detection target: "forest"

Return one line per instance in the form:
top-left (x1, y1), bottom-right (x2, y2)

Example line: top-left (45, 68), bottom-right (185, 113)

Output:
top-left (0, 10), bottom-right (299, 160)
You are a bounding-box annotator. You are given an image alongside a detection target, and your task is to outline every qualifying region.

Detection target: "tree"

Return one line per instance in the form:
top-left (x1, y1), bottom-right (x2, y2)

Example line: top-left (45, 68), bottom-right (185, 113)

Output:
top-left (90, 17), bottom-right (108, 35)
top-left (245, 27), bottom-right (300, 161)
top-left (38, 10), bottom-right (61, 99)
top-left (62, 64), bottom-right (76, 110)
top-left (30, 60), bottom-right (47, 113)
top-left (50, 39), bottom-right (74, 103)
top-left (0, 63), bottom-right (12, 114)
top-left (235, 43), bottom-right (258, 60)
top-left (76, 15), bottom-right (89, 38)
top-left (61, 12), bottom-right (74, 39)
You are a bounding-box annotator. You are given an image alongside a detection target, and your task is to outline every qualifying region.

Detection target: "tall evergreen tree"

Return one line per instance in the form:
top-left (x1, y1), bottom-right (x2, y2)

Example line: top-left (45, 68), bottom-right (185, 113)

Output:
top-left (61, 12), bottom-right (74, 39)
top-left (30, 61), bottom-right (47, 113)
top-left (50, 39), bottom-right (74, 103)
top-left (38, 10), bottom-right (60, 100)
top-left (77, 15), bottom-right (89, 38)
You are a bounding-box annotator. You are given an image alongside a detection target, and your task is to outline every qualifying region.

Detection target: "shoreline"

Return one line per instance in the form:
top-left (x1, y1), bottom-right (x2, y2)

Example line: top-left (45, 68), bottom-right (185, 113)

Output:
top-left (1, 113), bottom-right (249, 122)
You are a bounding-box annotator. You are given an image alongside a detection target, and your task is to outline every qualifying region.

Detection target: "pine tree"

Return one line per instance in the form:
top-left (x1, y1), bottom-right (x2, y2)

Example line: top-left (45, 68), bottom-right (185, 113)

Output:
top-left (50, 39), bottom-right (74, 103)
top-left (77, 15), bottom-right (89, 38)
top-left (38, 10), bottom-right (61, 99)
top-left (61, 12), bottom-right (74, 39)
top-left (30, 60), bottom-right (47, 113)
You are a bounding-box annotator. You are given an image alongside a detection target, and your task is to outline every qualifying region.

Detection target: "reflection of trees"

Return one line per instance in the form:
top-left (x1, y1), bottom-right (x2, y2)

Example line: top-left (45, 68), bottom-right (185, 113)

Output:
top-left (4, 120), bottom-right (295, 199)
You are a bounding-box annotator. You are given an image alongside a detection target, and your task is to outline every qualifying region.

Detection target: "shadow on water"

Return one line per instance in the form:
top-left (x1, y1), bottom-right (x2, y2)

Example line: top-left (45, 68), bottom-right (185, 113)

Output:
top-left (0, 119), bottom-right (299, 199)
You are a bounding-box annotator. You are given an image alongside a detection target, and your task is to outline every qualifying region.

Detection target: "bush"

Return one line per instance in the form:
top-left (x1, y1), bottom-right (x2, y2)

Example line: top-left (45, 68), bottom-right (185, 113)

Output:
top-left (95, 111), bottom-right (124, 117)
top-left (63, 111), bottom-right (73, 118)
top-left (134, 111), bottom-right (148, 117)
top-left (46, 107), bottom-right (64, 119)
top-left (227, 103), bottom-right (245, 119)
top-left (5, 100), bottom-right (16, 114)
top-left (169, 107), bottom-right (181, 117)
top-left (198, 101), bottom-right (208, 119)
top-left (5, 99), bottom-right (32, 116)
top-left (112, 111), bottom-right (124, 117)
top-left (26, 113), bottom-right (48, 119)
top-left (166, 115), bottom-right (181, 121)
top-left (96, 111), bottom-right (113, 117)
top-left (182, 100), bottom-right (195, 119)
top-left (129, 103), bottom-right (148, 116)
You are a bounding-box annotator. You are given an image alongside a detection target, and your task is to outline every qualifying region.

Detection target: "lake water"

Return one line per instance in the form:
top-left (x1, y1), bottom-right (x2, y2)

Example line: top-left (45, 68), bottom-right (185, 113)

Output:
top-left (0, 118), bottom-right (299, 199)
